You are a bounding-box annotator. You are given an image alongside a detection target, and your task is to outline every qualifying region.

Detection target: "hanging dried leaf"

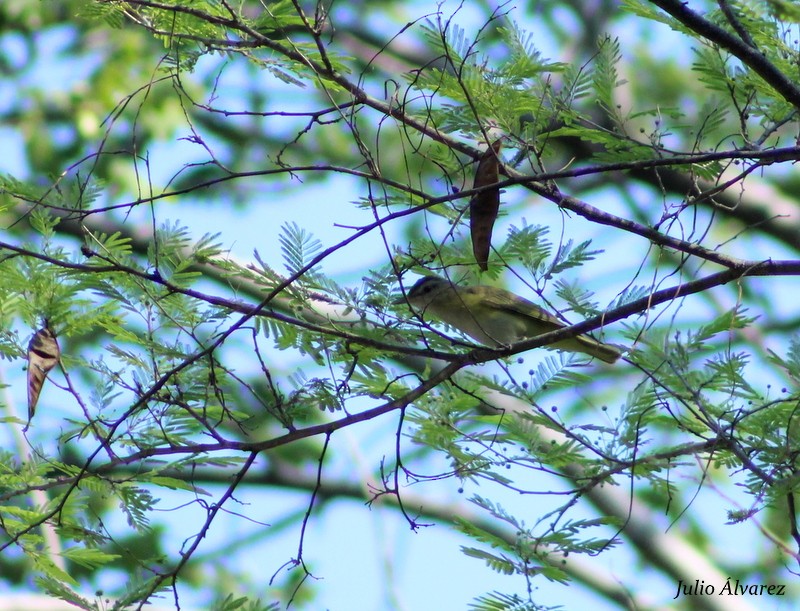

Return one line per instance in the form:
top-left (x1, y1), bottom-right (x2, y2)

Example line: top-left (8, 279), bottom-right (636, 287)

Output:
top-left (469, 139), bottom-right (503, 271)
top-left (26, 325), bottom-right (60, 429)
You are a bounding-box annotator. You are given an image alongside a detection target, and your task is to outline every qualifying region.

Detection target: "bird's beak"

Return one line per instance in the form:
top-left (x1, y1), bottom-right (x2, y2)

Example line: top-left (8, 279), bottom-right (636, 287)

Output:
top-left (391, 294), bottom-right (407, 305)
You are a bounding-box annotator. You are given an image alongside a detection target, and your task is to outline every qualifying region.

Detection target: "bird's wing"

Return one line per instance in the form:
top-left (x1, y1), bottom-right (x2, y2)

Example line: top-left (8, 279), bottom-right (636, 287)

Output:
top-left (472, 287), bottom-right (567, 331)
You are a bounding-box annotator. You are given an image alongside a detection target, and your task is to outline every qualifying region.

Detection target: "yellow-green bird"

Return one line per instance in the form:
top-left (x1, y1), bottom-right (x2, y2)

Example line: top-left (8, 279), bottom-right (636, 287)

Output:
top-left (395, 276), bottom-right (621, 364)
top-left (25, 325), bottom-right (60, 429)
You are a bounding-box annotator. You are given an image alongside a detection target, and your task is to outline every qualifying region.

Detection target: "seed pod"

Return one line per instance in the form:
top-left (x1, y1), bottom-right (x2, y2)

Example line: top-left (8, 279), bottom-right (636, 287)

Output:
top-left (26, 325), bottom-right (60, 429)
top-left (469, 139), bottom-right (503, 271)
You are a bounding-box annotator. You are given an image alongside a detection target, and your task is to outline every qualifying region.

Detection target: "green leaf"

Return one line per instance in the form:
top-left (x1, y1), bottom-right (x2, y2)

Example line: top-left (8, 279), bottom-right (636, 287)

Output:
top-left (279, 221), bottom-right (323, 279)
top-left (593, 36), bottom-right (625, 122)
top-left (469, 591), bottom-right (543, 611)
top-left (62, 547), bottom-right (120, 570)
top-left (694, 306), bottom-right (756, 345)
top-left (765, 0), bottom-right (800, 21)
top-left (500, 222), bottom-right (551, 272)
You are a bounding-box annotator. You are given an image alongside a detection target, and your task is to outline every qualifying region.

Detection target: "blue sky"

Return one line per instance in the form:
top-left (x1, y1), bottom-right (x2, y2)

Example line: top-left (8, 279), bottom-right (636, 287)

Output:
top-left (1, 2), bottom-right (798, 610)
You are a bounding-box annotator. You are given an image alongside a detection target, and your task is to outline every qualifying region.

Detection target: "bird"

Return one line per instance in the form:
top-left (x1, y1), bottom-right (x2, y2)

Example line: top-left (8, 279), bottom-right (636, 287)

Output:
top-left (395, 276), bottom-right (622, 363)
top-left (25, 324), bottom-right (60, 429)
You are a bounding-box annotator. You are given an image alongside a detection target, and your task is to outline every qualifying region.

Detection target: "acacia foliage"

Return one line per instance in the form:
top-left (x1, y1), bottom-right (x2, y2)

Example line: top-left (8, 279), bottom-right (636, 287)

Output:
top-left (1, 1), bottom-right (800, 609)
